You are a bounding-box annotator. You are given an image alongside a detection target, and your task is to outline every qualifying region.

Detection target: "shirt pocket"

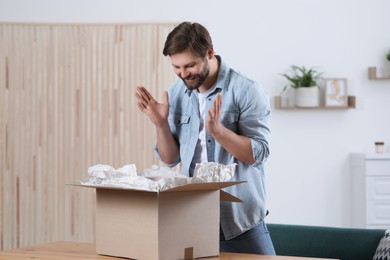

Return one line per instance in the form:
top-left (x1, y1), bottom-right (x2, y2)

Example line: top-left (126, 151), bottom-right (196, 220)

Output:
top-left (172, 113), bottom-right (191, 144)
top-left (221, 112), bottom-right (239, 132)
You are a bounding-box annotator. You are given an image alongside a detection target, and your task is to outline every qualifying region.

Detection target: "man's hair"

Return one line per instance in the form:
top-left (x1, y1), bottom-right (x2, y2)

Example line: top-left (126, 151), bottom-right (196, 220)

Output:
top-left (163, 22), bottom-right (213, 57)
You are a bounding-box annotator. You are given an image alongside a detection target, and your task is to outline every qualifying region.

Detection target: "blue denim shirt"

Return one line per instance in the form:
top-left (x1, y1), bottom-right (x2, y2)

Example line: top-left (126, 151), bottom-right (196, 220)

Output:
top-left (154, 56), bottom-right (271, 239)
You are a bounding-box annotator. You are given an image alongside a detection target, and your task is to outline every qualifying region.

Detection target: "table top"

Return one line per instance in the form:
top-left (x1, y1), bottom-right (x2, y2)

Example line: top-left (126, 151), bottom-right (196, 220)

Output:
top-left (0, 241), bottom-right (336, 260)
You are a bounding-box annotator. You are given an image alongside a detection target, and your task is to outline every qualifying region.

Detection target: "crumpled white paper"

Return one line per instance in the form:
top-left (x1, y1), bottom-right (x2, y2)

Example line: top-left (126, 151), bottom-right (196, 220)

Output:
top-left (81, 162), bottom-right (236, 192)
top-left (192, 162), bottom-right (237, 183)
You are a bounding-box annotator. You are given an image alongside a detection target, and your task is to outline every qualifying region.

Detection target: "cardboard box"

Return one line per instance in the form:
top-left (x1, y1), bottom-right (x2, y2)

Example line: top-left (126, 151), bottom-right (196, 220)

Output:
top-left (75, 181), bottom-right (243, 260)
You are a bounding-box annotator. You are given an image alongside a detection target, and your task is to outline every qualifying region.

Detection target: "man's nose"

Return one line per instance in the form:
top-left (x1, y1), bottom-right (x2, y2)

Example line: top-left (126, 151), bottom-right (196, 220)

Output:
top-left (180, 69), bottom-right (190, 78)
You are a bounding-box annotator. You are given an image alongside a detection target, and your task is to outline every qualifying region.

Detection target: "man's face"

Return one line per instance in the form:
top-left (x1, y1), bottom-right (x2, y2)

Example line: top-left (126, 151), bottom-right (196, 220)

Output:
top-left (170, 49), bottom-right (210, 91)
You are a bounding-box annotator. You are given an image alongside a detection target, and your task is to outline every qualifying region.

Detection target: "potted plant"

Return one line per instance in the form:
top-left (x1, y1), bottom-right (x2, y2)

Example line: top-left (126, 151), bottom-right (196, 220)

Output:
top-left (280, 65), bottom-right (323, 107)
top-left (386, 49), bottom-right (390, 62)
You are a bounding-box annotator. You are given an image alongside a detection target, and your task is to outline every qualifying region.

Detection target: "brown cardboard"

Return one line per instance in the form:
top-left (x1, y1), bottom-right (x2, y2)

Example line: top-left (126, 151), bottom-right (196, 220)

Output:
top-left (73, 181), bottom-right (243, 260)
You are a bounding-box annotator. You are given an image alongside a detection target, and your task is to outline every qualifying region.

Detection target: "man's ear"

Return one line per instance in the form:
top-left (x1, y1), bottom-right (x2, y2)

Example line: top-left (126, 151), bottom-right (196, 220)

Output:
top-left (207, 48), bottom-right (214, 59)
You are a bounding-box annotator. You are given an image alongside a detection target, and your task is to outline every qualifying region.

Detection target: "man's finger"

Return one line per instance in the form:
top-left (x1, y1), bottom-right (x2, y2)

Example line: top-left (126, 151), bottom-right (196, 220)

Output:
top-left (216, 93), bottom-right (222, 113)
top-left (136, 86), bottom-right (151, 103)
top-left (162, 91), bottom-right (169, 105)
top-left (137, 102), bottom-right (146, 110)
top-left (208, 109), bottom-right (214, 119)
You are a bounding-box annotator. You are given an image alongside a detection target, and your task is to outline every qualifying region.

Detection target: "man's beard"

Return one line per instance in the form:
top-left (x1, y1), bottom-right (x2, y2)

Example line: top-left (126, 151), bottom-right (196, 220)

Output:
top-left (180, 63), bottom-right (210, 91)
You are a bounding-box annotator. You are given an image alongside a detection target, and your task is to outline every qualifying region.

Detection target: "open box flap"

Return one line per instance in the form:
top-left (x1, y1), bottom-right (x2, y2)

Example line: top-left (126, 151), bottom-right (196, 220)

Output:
top-left (220, 190), bottom-right (243, 202)
top-left (161, 181), bottom-right (245, 192)
top-left (69, 181), bottom-right (246, 194)
top-left (68, 183), bottom-right (156, 193)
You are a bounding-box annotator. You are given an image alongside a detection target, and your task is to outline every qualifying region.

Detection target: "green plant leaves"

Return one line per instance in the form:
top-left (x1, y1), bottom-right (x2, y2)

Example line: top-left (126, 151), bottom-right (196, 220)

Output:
top-left (280, 65), bottom-right (323, 94)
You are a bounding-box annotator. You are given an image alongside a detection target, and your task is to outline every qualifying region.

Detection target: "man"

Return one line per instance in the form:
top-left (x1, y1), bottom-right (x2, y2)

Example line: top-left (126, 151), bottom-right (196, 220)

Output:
top-left (135, 22), bottom-right (275, 255)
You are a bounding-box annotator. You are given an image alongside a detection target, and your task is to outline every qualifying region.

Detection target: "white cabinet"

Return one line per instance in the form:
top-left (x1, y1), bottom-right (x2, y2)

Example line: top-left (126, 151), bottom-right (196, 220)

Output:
top-left (350, 153), bottom-right (390, 229)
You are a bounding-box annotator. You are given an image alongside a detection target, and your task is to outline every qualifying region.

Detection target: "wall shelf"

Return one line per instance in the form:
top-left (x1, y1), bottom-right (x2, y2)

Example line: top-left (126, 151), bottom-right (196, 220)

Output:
top-left (274, 95), bottom-right (356, 110)
top-left (368, 67), bottom-right (390, 80)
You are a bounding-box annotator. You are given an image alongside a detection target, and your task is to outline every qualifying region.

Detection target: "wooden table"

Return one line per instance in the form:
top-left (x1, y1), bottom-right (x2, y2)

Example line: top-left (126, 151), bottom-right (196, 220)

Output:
top-left (0, 241), bottom-right (336, 260)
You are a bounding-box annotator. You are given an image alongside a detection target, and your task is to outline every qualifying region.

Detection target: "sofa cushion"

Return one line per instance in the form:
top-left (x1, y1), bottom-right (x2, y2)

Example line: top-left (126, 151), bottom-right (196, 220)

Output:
top-left (373, 229), bottom-right (390, 260)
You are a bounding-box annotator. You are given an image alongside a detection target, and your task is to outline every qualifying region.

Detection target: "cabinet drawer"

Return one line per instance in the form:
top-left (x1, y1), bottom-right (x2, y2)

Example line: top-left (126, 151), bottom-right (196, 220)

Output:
top-left (366, 201), bottom-right (390, 225)
top-left (366, 160), bottom-right (390, 176)
top-left (366, 177), bottom-right (390, 201)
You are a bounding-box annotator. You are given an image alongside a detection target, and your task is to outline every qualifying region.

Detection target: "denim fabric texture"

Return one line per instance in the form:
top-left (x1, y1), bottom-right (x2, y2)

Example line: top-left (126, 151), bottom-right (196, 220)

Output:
top-left (154, 56), bottom-right (272, 243)
top-left (220, 220), bottom-right (276, 255)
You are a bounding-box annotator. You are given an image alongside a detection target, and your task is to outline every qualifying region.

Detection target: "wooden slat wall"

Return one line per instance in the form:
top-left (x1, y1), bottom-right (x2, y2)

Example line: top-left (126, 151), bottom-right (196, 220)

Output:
top-left (0, 23), bottom-right (177, 250)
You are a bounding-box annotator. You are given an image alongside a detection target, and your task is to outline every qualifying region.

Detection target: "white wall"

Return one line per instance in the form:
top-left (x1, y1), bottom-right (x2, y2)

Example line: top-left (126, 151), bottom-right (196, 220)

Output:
top-left (2, 0), bottom-right (390, 228)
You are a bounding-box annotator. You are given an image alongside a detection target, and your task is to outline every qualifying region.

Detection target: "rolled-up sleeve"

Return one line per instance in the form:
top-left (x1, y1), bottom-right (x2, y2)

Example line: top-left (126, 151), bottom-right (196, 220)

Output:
top-left (153, 144), bottom-right (181, 167)
top-left (238, 82), bottom-right (271, 166)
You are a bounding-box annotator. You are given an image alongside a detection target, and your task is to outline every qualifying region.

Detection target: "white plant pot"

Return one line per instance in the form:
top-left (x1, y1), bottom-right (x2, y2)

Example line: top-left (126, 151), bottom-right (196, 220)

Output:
top-left (295, 86), bottom-right (320, 107)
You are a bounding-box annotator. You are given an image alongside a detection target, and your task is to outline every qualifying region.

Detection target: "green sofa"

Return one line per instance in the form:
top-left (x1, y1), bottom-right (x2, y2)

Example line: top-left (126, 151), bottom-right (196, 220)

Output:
top-left (267, 223), bottom-right (386, 260)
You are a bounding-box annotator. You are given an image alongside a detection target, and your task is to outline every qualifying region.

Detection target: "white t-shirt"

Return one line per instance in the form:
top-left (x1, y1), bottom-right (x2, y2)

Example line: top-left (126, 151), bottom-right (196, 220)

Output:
top-left (190, 86), bottom-right (217, 172)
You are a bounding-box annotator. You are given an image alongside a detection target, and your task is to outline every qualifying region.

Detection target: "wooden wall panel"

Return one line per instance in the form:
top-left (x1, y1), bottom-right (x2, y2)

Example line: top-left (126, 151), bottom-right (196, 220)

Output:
top-left (0, 23), bottom-right (177, 250)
